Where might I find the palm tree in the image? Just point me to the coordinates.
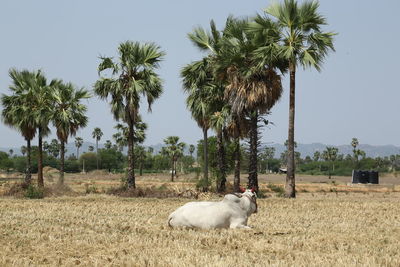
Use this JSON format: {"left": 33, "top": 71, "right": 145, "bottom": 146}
{"left": 31, "top": 72, "right": 55, "bottom": 188}
{"left": 92, "top": 127, "right": 103, "bottom": 169}
{"left": 135, "top": 145, "right": 146, "bottom": 176}
{"left": 113, "top": 118, "right": 147, "bottom": 153}
{"left": 75, "top": 137, "right": 83, "bottom": 159}
{"left": 4, "top": 69, "right": 54, "bottom": 187}
{"left": 351, "top": 137, "right": 359, "bottom": 167}
{"left": 322, "top": 146, "right": 338, "bottom": 179}
{"left": 94, "top": 41, "right": 164, "bottom": 188}
{"left": 104, "top": 140, "right": 112, "bottom": 150}
{"left": 262, "top": 146, "right": 276, "bottom": 173}
{"left": 163, "top": 136, "right": 186, "bottom": 181}
{"left": 47, "top": 139, "right": 60, "bottom": 158}
{"left": 88, "top": 145, "right": 94, "bottom": 152}
{"left": 215, "top": 17, "right": 284, "bottom": 192}
{"left": 181, "top": 59, "right": 215, "bottom": 191}
{"left": 225, "top": 116, "right": 250, "bottom": 192}
{"left": 210, "top": 108, "right": 230, "bottom": 192}
{"left": 1, "top": 69, "right": 44, "bottom": 185}
{"left": 258, "top": 0, "right": 335, "bottom": 197}
{"left": 189, "top": 145, "right": 195, "bottom": 159}
{"left": 52, "top": 81, "right": 89, "bottom": 184}
{"left": 20, "top": 146, "right": 27, "bottom": 156}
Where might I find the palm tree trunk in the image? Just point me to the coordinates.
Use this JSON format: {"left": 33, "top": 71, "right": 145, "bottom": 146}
{"left": 248, "top": 112, "right": 259, "bottom": 192}
{"left": 96, "top": 139, "right": 99, "bottom": 169}
{"left": 233, "top": 138, "right": 241, "bottom": 193}
{"left": 216, "top": 130, "right": 226, "bottom": 193}
{"left": 202, "top": 127, "right": 209, "bottom": 192}
{"left": 38, "top": 127, "right": 44, "bottom": 188}
{"left": 139, "top": 156, "right": 143, "bottom": 176}
{"left": 59, "top": 141, "right": 65, "bottom": 185}
{"left": 127, "top": 118, "right": 135, "bottom": 189}
{"left": 25, "top": 139, "right": 32, "bottom": 184}
{"left": 285, "top": 62, "right": 296, "bottom": 198}
{"left": 171, "top": 156, "right": 174, "bottom": 182}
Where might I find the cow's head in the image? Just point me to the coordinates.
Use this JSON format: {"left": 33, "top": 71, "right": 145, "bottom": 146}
{"left": 242, "top": 188, "right": 258, "bottom": 214}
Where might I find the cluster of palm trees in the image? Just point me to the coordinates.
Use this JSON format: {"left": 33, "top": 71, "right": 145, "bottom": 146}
{"left": 1, "top": 69, "right": 89, "bottom": 187}
{"left": 181, "top": 0, "right": 334, "bottom": 196}
{"left": 1, "top": 0, "right": 334, "bottom": 198}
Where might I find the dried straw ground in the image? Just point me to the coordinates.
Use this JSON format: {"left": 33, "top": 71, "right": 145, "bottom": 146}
{"left": 1, "top": 191, "right": 400, "bottom": 266}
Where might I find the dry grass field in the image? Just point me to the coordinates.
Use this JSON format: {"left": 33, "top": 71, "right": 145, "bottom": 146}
{"left": 1, "top": 172, "right": 400, "bottom": 266}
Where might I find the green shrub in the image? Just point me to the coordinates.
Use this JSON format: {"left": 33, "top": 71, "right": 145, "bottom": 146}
{"left": 196, "top": 178, "right": 211, "bottom": 191}
{"left": 267, "top": 183, "right": 285, "bottom": 197}
{"left": 85, "top": 184, "right": 98, "bottom": 194}
{"left": 24, "top": 185, "right": 44, "bottom": 199}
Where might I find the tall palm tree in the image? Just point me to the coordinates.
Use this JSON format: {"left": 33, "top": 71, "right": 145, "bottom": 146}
{"left": 215, "top": 17, "right": 284, "bottom": 192}
{"left": 257, "top": 0, "right": 335, "bottom": 197}
{"left": 183, "top": 21, "right": 228, "bottom": 192}
{"left": 163, "top": 136, "right": 186, "bottom": 181}
{"left": 181, "top": 59, "right": 216, "bottom": 191}
{"left": 1, "top": 69, "right": 39, "bottom": 184}
{"left": 52, "top": 81, "right": 89, "bottom": 184}
{"left": 94, "top": 41, "right": 164, "bottom": 188}
{"left": 210, "top": 108, "right": 230, "bottom": 192}
{"left": 32, "top": 71, "right": 54, "bottom": 188}
{"left": 92, "top": 127, "right": 103, "bottom": 169}
{"left": 75, "top": 137, "right": 83, "bottom": 159}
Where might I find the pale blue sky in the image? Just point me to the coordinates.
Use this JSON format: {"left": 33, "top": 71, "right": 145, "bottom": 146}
{"left": 0, "top": 0, "right": 399, "bottom": 148}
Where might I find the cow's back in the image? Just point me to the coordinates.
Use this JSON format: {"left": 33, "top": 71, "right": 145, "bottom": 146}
{"left": 168, "top": 201, "right": 231, "bottom": 229}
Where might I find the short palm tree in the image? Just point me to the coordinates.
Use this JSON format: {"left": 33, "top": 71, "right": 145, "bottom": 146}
{"left": 21, "top": 146, "right": 27, "bottom": 156}
{"left": 1, "top": 69, "right": 37, "bottom": 184}
{"left": 113, "top": 118, "right": 147, "bottom": 152}
{"left": 135, "top": 145, "right": 146, "bottom": 176}
{"left": 52, "top": 81, "right": 89, "bottom": 184}
{"left": 322, "top": 146, "right": 338, "bottom": 179}
{"left": 75, "top": 137, "right": 83, "bottom": 159}
{"left": 104, "top": 140, "right": 112, "bottom": 150}
{"left": 163, "top": 136, "right": 186, "bottom": 181}
{"left": 256, "top": 0, "right": 335, "bottom": 197}
{"left": 189, "top": 145, "right": 195, "bottom": 159}
{"left": 94, "top": 41, "right": 164, "bottom": 188}
{"left": 92, "top": 127, "right": 103, "bottom": 169}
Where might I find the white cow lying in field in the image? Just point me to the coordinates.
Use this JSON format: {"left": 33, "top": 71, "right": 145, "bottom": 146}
{"left": 167, "top": 189, "right": 257, "bottom": 229}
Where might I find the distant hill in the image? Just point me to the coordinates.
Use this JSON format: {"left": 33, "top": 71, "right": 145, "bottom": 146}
{"left": 264, "top": 143, "right": 400, "bottom": 158}
{"left": 1, "top": 142, "right": 399, "bottom": 158}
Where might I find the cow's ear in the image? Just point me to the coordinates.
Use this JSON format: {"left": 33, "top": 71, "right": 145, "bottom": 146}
{"left": 251, "top": 187, "right": 256, "bottom": 193}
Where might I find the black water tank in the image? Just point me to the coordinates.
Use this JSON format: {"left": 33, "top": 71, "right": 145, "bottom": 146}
{"left": 369, "top": 171, "right": 379, "bottom": 184}
{"left": 352, "top": 170, "right": 360, "bottom": 183}
{"left": 352, "top": 170, "right": 379, "bottom": 184}
{"left": 360, "top": 171, "right": 369, "bottom": 184}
